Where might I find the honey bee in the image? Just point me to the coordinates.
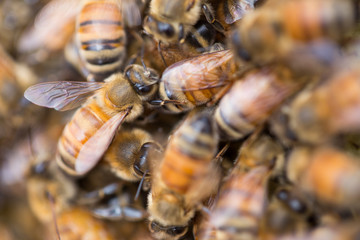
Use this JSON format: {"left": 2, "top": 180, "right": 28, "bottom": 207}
{"left": 148, "top": 110, "right": 220, "bottom": 240}
{"left": 230, "top": 0, "right": 355, "bottom": 65}
{"left": 143, "top": 0, "right": 223, "bottom": 45}
{"left": 261, "top": 186, "right": 317, "bottom": 239}
{"left": 46, "top": 207, "right": 116, "bottom": 240}
{"left": 272, "top": 59, "right": 360, "bottom": 144}
{"left": 216, "top": 0, "right": 258, "bottom": 30}
{"left": 286, "top": 146, "right": 360, "bottom": 208}
{"left": 199, "top": 165, "right": 270, "bottom": 240}
{"left": 214, "top": 65, "right": 303, "bottom": 141}
{"left": 24, "top": 64, "right": 159, "bottom": 176}
{"left": 154, "top": 49, "right": 239, "bottom": 113}
{"left": 19, "top": 0, "right": 143, "bottom": 80}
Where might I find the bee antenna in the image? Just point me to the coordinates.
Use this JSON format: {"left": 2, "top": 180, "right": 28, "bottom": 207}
{"left": 134, "top": 170, "right": 149, "bottom": 201}
{"left": 46, "top": 190, "right": 61, "bottom": 240}
{"left": 157, "top": 41, "right": 168, "bottom": 68}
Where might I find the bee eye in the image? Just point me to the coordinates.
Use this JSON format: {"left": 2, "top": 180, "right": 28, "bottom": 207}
{"left": 134, "top": 83, "right": 152, "bottom": 95}
{"left": 166, "top": 226, "right": 187, "bottom": 236}
{"left": 157, "top": 21, "right": 175, "bottom": 37}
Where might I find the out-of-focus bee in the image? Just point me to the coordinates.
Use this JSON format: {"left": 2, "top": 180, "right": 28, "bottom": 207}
{"left": 272, "top": 59, "right": 360, "bottom": 144}
{"left": 45, "top": 207, "right": 116, "bottom": 240}
{"left": 234, "top": 129, "right": 283, "bottom": 172}
{"left": 199, "top": 165, "right": 270, "bottom": 240}
{"left": 71, "top": 0, "right": 142, "bottom": 81}
{"left": 230, "top": 0, "right": 354, "bottom": 65}
{"left": 260, "top": 186, "right": 317, "bottom": 239}
{"left": 148, "top": 110, "right": 220, "bottom": 240}
{"left": 24, "top": 64, "right": 159, "bottom": 177}
{"left": 153, "top": 49, "right": 239, "bottom": 113}
{"left": 274, "top": 222, "right": 360, "bottom": 240}
{"left": 0, "top": 45, "right": 44, "bottom": 145}
{"left": 216, "top": 0, "right": 258, "bottom": 30}
{"left": 286, "top": 146, "right": 360, "bottom": 208}
{"left": 214, "top": 65, "right": 303, "bottom": 141}
{"left": 26, "top": 159, "right": 77, "bottom": 223}
{"left": 143, "top": 0, "right": 223, "bottom": 45}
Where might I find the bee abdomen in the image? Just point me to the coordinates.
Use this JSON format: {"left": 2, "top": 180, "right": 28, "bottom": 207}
{"left": 57, "top": 103, "right": 110, "bottom": 175}
{"left": 78, "top": 0, "right": 126, "bottom": 77}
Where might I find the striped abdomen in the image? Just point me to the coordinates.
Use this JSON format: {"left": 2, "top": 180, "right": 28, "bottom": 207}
{"left": 207, "top": 166, "right": 268, "bottom": 240}
{"left": 160, "top": 112, "right": 218, "bottom": 195}
{"left": 57, "top": 99, "right": 111, "bottom": 175}
{"left": 215, "top": 68, "right": 300, "bottom": 140}
{"left": 159, "top": 50, "right": 235, "bottom": 113}
{"left": 77, "top": 0, "right": 126, "bottom": 80}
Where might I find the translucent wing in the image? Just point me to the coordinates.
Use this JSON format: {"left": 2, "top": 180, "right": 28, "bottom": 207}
{"left": 24, "top": 81, "right": 103, "bottom": 111}
{"left": 224, "top": 0, "right": 256, "bottom": 24}
{"left": 75, "top": 110, "right": 130, "bottom": 175}
{"left": 161, "top": 50, "right": 235, "bottom": 92}
{"left": 18, "top": 0, "right": 80, "bottom": 53}
{"left": 121, "top": 0, "right": 142, "bottom": 27}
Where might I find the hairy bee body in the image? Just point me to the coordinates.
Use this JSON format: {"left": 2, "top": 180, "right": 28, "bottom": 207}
{"left": 57, "top": 74, "right": 143, "bottom": 176}
{"left": 76, "top": 0, "right": 126, "bottom": 80}
{"left": 214, "top": 66, "right": 301, "bottom": 141}
{"left": 159, "top": 49, "right": 236, "bottom": 113}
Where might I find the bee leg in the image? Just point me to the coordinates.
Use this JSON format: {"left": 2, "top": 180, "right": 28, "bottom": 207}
{"left": 150, "top": 99, "right": 186, "bottom": 106}
{"left": 91, "top": 201, "right": 147, "bottom": 221}
{"left": 77, "top": 183, "right": 122, "bottom": 205}
{"left": 214, "top": 143, "right": 230, "bottom": 163}
{"left": 201, "top": 3, "right": 225, "bottom": 33}
{"left": 206, "top": 83, "right": 233, "bottom": 107}
{"left": 46, "top": 191, "right": 61, "bottom": 240}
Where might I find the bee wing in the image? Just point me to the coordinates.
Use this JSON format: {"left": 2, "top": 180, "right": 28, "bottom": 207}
{"left": 18, "top": 0, "right": 80, "bottom": 53}
{"left": 121, "top": 0, "right": 142, "bottom": 27}
{"left": 24, "top": 81, "right": 103, "bottom": 111}
{"left": 224, "top": 0, "right": 256, "bottom": 24}
{"left": 162, "top": 50, "right": 235, "bottom": 92}
{"left": 75, "top": 110, "right": 129, "bottom": 175}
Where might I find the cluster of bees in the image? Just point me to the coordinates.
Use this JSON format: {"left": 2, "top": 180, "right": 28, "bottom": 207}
{"left": 1, "top": 0, "right": 360, "bottom": 239}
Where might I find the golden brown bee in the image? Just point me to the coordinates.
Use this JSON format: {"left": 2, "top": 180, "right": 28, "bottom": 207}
{"left": 216, "top": 0, "right": 257, "bottom": 30}
{"left": 199, "top": 165, "right": 270, "bottom": 240}
{"left": 214, "top": 65, "right": 303, "bottom": 141}
{"left": 286, "top": 146, "right": 360, "bottom": 208}
{"left": 230, "top": 0, "right": 355, "bottom": 64}
{"left": 148, "top": 110, "right": 220, "bottom": 240}
{"left": 24, "top": 64, "right": 159, "bottom": 177}
{"left": 154, "top": 49, "right": 238, "bottom": 113}
{"left": 143, "top": 0, "right": 223, "bottom": 45}
{"left": 272, "top": 60, "right": 360, "bottom": 144}
{"left": 19, "top": 0, "right": 143, "bottom": 80}
{"left": 46, "top": 207, "right": 116, "bottom": 240}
